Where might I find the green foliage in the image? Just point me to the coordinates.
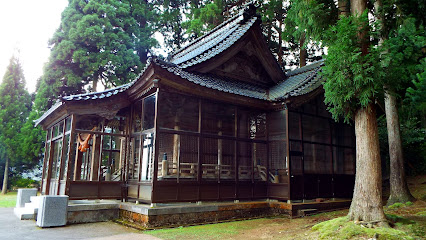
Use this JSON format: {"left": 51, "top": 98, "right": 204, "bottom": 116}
{"left": 322, "top": 12, "right": 382, "bottom": 122}
{"left": 0, "top": 56, "right": 31, "bottom": 177}
{"left": 9, "top": 177, "right": 39, "bottom": 189}
{"left": 405, "top": 58, "right": 426, "bottom": 125}
{"left": 284, "top": 0, "right": 337, "bottom": 43}
{"left": 157, "top": 0, "right": 188, "bottom": 51}
{"left": 312, "top": 216, "right": 415, "bottom": 240}
{"left": 380, "top": 18, "right": 426, "bottom": 93}
{"left": 185, "top": 1, "right": 223, "bottom": 38}
{"left": 45, "top": 0, "right": 157, "bottom": 94}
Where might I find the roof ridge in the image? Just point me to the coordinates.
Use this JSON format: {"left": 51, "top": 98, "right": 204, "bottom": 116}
{"left": 286, "top": 59, "right": 324, "bottom": 77}
{"left": 171, "top": 3, "right": 257, "bottom": 58}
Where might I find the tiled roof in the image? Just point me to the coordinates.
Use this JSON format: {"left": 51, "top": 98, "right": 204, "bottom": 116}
{"left": 34, "top": 101, "right": 63, "bottom": 127}
{"left": 154, "top": 58, "right": 268, "bottom": 100}
{"left": 62, "top": 83, "right": 132, "bottom": 101}
{"left": 269, "top": 60, "right": 324, "bottom": 101}
{"left": 170, "top": 4, "right": 258, "bottom": 68}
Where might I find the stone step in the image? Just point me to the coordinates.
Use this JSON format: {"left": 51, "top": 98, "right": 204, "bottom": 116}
{"left": 14, "top": 207, "right": 36, "bottom": 220}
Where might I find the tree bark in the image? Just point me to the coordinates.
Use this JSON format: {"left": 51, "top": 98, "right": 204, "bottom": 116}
{"left": 348, "top": 103, "right": 388, "bottom": 225}
{"left": 338, "top": 0, "right": 350, "bottom": 17}
{"left": 385, "top": 89, "right": 415, "bottom": 205}
{"left": 1, "top": 157, "right": 9, "bottom": 194}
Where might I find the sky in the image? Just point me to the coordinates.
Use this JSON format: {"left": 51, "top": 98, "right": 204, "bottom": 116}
{"left": 0, "top": 0, "right": 68, "bottom": 93}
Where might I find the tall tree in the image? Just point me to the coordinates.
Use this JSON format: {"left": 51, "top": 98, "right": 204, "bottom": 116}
{"left": 377, "top": 0, "right": 425, "bottom": 205}
{"left": 0, "top": 56, "right": 31, "bottom": 194}
{"left": 284, "top": 0, "right": 337, "bottom": 67}
{"left": 321, "top": 0, "right": 388, "bottom": 224}
{"left": 47, "top": 0, "right": 157, "bottom": 93}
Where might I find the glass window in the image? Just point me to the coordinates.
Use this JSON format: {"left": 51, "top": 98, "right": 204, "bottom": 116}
{"left": 304, "top": 143, "right": 332, "bottom": 174}
{"left": 141, "top": 133, "right": 154, "bottom": 180}
{"left": 238, "top": 142, "right": 252, "bottom": 180}
{"left": 333, "top": 147, "right": 355, "bottom": 174}
{"left": 288, "top": 112, "right": 301, "bottom": 140}
{"left": 143, "top": 95, "right": 156, "bottom": 130}
{"left": 220, "top": 139, "right": 235, "bottom": 180}
{"left": 303, "top": 115, "right": 330, "bottom": 144}
{"left": 133, "top": 101, "right": 142, "bottom": 133}
{"left": 202, "top": 102, "right": 235, "bottom": 136}
{"left": 60, "top": 135, "right": 70, "bottom": 180}
{"left": 159, "top": 92, "right": 199, "bottom": 132}
{"left": 268, "top": 110, "right": 286, "bottom": 141}
{"left": 249, "top": 112, "right": 266, "bottom": 140}
{"left": 65, "top": 117, "right": 72, "bottom": 132}
{"left": 201, "top": 138, "right": 219, "bottom": 180}
{"left": 179, "top": 135, "right": 199, "bottom": 179}
{"left": 130, "top": 136, "right": 141, "bottom": 180}
{"left": 269, "top": 141, "right": 287, "bottom": 183}
{"left": 254, "top": 143, "right": 267, "bottom": 181}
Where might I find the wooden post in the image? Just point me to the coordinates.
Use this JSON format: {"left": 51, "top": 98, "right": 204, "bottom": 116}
{"left": 56, "top": 119, "right": 67, "bottom": 195}
{"left": 45, "top": 128, "right": 55, "bottom": 195}
{"left": 65, "top": 115, "right": 76, "bottom": 196}
{"left": 173, "top": 116, "right": 180, "bottom": 175}
{"left": 299, "top": 114, "right": 305, "bottom": 200}
{"left": 90, "top": 135, "right": 101, "bottom": 181}
{"left": 197, "top": 99, "right": 202, "bottom": 200}
{"left": 217, "top": 120, "right": 222, "bottom": 183}
{"left": 152, "top": 89, "right": 160, "bottom": 202}
{"left": 234, "top": 107, "right": 238, "bottom": 199}
{"left": 286, "top": 107, "right": 291, "bottom": 200}
{"left": 40, "top": 128, "right": 50, "bottom": 195}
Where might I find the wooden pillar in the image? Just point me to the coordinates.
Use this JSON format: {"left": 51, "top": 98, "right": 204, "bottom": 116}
{"left": 65, "top": 115, "right": 76, "bottom": 196}
{"left": 90, "top": 135, "right": 101, "bottom": 181}
{"left": 172, "top": 116, "right": 180, "bottom": 174}
{"left": 299, "top": 114, "right": 305, "bottom": 200}
{"left": 45, "top": 129, "right": 55, "bottom": 195}
{"left": 56, "top": 119, "right": 67, "bottom": 195}
{"left": 197, "top": 99, "right": 202, "bottom": 200}
{"left": 40, "top": 129, "right": 51, "bottom": 195}
{"left": 152, "top": 89, "right": 160, "bottom": 202}
{"left": 286, "top": 107, "right": 291, "bottom": 200}
{"left": 73, "top": 146, "right": 83, "bottom": 181}
{"left": 217, "top": 120, "right": 222, "bottom": 182}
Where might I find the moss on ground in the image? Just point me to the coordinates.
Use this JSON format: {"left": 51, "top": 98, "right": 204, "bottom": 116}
{"left": 311, "top": 215, "right": 423, "bottom": 240}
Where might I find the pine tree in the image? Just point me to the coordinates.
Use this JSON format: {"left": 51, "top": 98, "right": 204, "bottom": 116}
{"left": 377, "top": 0, "right": 425, "bottom": 205}
{"left": 46, "top": 0, "right": 157, "bottom": 93}
{"left": 0, "top": 56, "right": 31, "bottom": 194}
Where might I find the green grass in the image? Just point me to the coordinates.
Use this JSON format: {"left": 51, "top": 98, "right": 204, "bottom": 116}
{"left": 0, "top": 191, "right": 17, "bottom": 208}
{"left": 145, "top": 218, "right": 276, "bottom": 240}
{"left": 312, "top": 216, "right": 417, "bottom": 240}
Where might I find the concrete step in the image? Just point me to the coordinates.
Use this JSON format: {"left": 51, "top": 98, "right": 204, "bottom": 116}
{"left": 14, "top": 207, "right": 36, "bottom": 220}
{"left": 298, "top": 208, "right": 318, "bottom": 217}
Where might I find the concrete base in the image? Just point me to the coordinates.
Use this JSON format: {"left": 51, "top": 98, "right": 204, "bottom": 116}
{"left": 14, "top": 196, "right": 41, "bottom": 220}
{"left": 16, "top": 188, "right": 38, "bottom": 208}
{"left": 36, "top": 196, "right": 69, "bottom": 228}
{"left": 67, "top": 200, "right": 120, "bottom": 224}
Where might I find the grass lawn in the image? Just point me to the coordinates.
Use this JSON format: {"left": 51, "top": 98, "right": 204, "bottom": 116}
{"left": 0, "top": 191, "right": 17, "bottom": 208}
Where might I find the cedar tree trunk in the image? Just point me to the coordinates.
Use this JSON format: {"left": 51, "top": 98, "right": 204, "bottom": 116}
{"left": 348, "top": 103, "right": 388, "bottom": 225}
{"left": 1, "top": 157, "right": 9, "bottom": 194}
{"left": 385, "top": 89, "right": 415, "bottom": 205}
